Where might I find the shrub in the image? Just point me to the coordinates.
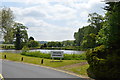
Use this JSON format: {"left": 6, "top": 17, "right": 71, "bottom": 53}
{"left": 27, "top": 40, "right": 39, "bottom": 48}
{"left": 86, "top": 45, "right": 120, "bottom": 80}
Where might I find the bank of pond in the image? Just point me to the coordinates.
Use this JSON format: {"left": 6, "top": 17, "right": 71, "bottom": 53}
{"left": 21, "top": 51, "right": 86, "bottom": 60}
{"left": 0, "top": 44, "right": 86, "bottom": 51}
{"left": 0, "top": 49, "right": 86, "bottom": 60}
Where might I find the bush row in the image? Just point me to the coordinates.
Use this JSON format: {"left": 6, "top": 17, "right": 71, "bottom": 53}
{"left": 0, "top": 44, "right": 15, "bottom": 49}
{"left": 21, "top": 51, "right": 86, "bottom": 60}
{"left": 41, "top": 46, "right": 86, "bottom": 51}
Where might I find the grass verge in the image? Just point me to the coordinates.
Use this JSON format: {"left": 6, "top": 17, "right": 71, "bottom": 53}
{"left": 0, "top": 52, "right": 88, "bottom": 76}
{"left": 61, "top": 64, "right": 89, "bottom": 76}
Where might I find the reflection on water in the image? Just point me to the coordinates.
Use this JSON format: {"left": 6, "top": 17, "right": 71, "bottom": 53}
{"left": 0, "top": 49, "right": 85, "bottom": 54}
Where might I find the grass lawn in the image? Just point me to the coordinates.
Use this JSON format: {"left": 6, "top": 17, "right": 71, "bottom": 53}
{"left": 0, "top": 52, "right": 89, "bottom": 76}
{"left": 61, "top": 64, "right": 89, "bottom": 76}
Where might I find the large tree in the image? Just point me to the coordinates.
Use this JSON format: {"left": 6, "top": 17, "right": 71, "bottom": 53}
{"left": 105, "top": 2, "right": 120, "bottom": 49}
{"left": 0, "top": 7, "right": 14, "bottom": 43}
{"left": 86, "top": 1, "right": 120, "bottom": 79}
{"left": 74, "top": 13, "right": 103, "bottom": 47}
{"left": 81, "top": 33, "right": 96, "bottom": 49}
{"left": 14, "top": 23, "right": 28, "bottom": 50}
{"left": 88, "top": 12, "right": 104, "bottom": 34}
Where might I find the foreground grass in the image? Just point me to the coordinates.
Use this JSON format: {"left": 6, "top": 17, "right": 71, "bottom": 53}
{"left": 61, "top": 64, "right": 89, "bottom": 76}
{"left": 0, "top": 52, "right": 88, "bottom": 76}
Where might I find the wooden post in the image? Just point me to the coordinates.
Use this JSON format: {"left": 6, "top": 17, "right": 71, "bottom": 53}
{"left": 4, "top": 55, "right": 6, "bottom": 59}
{"left": 21, "top": 57, "right": 23, "bottom": 61}
{"left": 41, "top": 59, "right": 44, "bottom": 64}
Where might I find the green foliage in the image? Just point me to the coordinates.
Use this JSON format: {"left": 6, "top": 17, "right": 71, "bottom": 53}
{"left": 0, "top": 44, "right": 14, "bottom": 49}
{"left": 21, "top": 51, "right": 86, "bottom": 60}
{"left": 81, "top": 33, "right": 96, "bottom": 49}
{"left": 27, "top": 40, "right": 39, "bottom": 48}
{"left": 40, "top": 46, "right": 84, "bottom": 51}
{"left": 74, "top": 13, "right": 104, "bottom": 48}
{"left": 64, "top": 53, "right": 86, "bottom": 60}
{"left": 41, "top": 40, "right": 75, "bottom": 49}
{"left": 96, "top": 23, "right": 108, "bottom": 45}
{"left": 29, "top": 36, "right": 34, "bottom": 41}
{"left": 0, "top": 7, "right": 14, "bottom": 44}
{"left": 46, "top": 41, "right": 62, "bottom": 47}
{"left": 88, "top": 12, "right": 104, "bottom": 33}
{"left": 21, "top": 51, "right": 51, "bottom": 59}
{"left": 62, "top": 40, "right": 75, "bottom": 46}
{"left": 14, "top": 23, "right": 28, "bottom": 50}
{"left": 86, "top": 2, "right": 120, "bottom": 79}
{"left": 86, "top": 45, "right": 120, "bottom": 79}
{"left": 105, "top": 2, "right": 120, "bottom": 49}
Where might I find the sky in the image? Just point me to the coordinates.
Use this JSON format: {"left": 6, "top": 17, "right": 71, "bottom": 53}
{"left": 1, "top": 0, "right": 106, "bottom": 41}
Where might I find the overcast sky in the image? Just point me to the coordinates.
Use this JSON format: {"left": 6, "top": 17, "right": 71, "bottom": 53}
{"left": 1, "top": 0, "right": 105, "bottom": 41}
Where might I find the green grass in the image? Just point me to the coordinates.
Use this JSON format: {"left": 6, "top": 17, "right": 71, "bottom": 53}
{"left": 0, "top": 52, "right": 88, "bottom": 76}
{"left": 0, "top": 52, "right": 86, "bottom": 67}
{"left": 67, "top": 64, "right": 89, "bottom": 76}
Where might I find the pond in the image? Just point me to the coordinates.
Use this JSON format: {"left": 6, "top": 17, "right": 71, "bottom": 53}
{"left": 0, "top": 49, "right": 85, "bottom": 54}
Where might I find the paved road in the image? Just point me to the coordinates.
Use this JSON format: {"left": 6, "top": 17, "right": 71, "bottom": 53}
{"left": 1, "top": 60, "right": 80, "bottom": 78}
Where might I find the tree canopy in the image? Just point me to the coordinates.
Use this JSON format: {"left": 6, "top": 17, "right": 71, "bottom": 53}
{"left": 74, "top": 13, "right": 104, "bottom": 48}
{"left": 0, "top": 7, "right": 14, "bottom": 43}
{"left": 86, "top": 2, "right": 120, "bottom": 79}
{"left": 14, "top": 23, "right": 28, "bottom": 50}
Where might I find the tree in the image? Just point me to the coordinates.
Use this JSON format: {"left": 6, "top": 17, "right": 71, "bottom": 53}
{"left": 14, "top": 23, "right": 28, "bottom": 50}
{"left": 0, "top": 7, "right": 14, "bottom": 43}
{"left": 86, "top": 2, "right": 120, "bottom": 79}
{"left": 74, "top": 13, "right": 103, "bottom": 47}
{"left": 88, "top": 12, "right": 104, "bottom": 34}
{"left": 28, "top": 40, "right": 39, "bottom": 48}
{"left": 81, "top": 33, "right": 96, "bottom": 49}
{"left": 0, "top": 9, "right": 2, "bottom": 39}
{"left": 105, "top": 2, "right": 120, "bottom": 49}
{"left": 29, "top": 36, "right": 34, "bottom": 41}
{"left": 74, "top": 28, "right": 84, "bottom": 46}
{"left": 62, "top": 40, "right": 74, "bottom": 46}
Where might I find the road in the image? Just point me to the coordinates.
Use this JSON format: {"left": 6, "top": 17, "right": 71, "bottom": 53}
{"left": 0, "top": 60, "right": 86, "bottom": 79}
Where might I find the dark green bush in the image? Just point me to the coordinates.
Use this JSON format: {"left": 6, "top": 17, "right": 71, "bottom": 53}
{"left": 86, "top": 45, "right": 120, "bottom": 80}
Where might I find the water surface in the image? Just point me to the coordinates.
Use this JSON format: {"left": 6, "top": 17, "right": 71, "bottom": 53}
{"left": 0, "top": 49, "right": 85, "bottom": 54}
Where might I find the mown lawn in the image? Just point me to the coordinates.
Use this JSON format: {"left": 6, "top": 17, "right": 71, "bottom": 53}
{"left": 0, "top": 52, "right": 89, "bottom": 76}
{"left": 61, "top": 64, "right": 89, "bottom": 76}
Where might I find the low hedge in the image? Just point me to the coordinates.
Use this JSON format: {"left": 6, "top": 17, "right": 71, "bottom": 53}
{"left": 21, "top": 51, "right": 86, "bottom": 60}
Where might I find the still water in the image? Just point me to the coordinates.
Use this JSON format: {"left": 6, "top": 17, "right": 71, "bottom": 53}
{"left": 0, "top": 49, "right": 84, "bottom": 54}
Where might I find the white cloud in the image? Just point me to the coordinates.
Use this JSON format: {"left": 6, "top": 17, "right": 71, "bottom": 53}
{"left": 27, "top": 22, "right": 75, "bottom": 41}
{"left": 3, "top": 0, "right": 105, "bottom": 41}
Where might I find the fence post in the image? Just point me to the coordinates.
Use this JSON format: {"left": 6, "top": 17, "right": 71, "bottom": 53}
{"left": 41, "top": 59, "right": 44, "bottom": 64}
{"left": 21, "top": 57, "right": 23, "bottom": 61}
{"left": 4, "top": 55, "right": 6, "bottom": 59}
